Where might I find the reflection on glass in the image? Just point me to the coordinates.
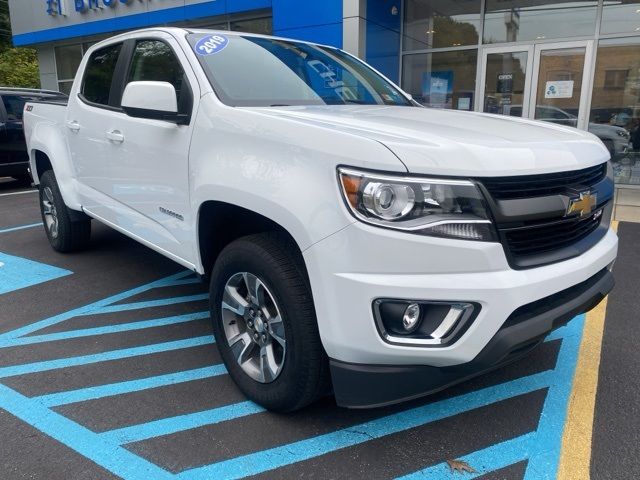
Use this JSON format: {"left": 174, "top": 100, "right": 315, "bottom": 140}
{"left": 57, "top": 80, "right": 74, "bottom": 95}
{"left": 534, "top": 48, "right": 585, "bottom": 126}
{"left": 128, "top": 41, "right": 186, "bottom": 95}
{"left": 403, "top": 0, "right": 481, "bottom": 50}
{"left": 483, "top": 52, "right": 528, "bottom": 116}
{"left": 231, "top": 17, "right": 273, "bottom": 35}
{"left": 590, "top": 40, "right": 640, "bottom": 185}
{"left": 402, "top": 50, "right": 478, "bottom": 109}
{"left": 483, "top": 0, "right": 598, "bottom": 44}
{"left": 601, "top": 1, "right": 640, "bottom": 35}
{"left": 54, "top": 44, "right": 83, "bottom": 80}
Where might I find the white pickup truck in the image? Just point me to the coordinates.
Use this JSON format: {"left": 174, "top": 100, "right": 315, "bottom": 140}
{"left": 24, "top": 27, "right": 617, "bottom": 411}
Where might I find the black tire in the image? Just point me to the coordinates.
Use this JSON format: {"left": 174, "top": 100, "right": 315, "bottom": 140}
{"left": 39, "top": 170, "right": 91, "bottom": 253}
{"left": 209, "top": 232, "right": 329, "bottom": 412}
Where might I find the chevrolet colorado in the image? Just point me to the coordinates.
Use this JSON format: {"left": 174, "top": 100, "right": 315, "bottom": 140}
{"left": 24, "top": 28, "right": 617, "bottom": 411}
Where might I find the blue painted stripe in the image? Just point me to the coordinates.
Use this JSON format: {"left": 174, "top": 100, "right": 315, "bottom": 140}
{"left": 176, "top": 370, "right": 554, "bottom": 480}
{"left": 0, "top": 384, "right": 174, "bottom": 480}
{"left": 0, "top": 336, "right": 213, "bottom": 378}
{"left": 0, "top": 270, "right": 192, "bottom": 342}
{"left": 8, "top": 311, "right": 209, "bottom": 347}
{"left": 97, "top": 293, "right": 209, "bottom": 314}
{"left": 523, "top": 316, "right": 583, "bottom": 479}
{"left": 545, "top": 325, "right": 573, "bottom": 342}
{"left": 0, "top": 222, "right": 42, "bottom": 234}
{"left": 36, "top": 365, "right": 226, "bottom": 407}
{"left": 0, "top": 252, "right": 72, "bottom": 296}
{"left": 101, "top": 401, "right": 264, "bottom": 445}
{"left": 163, "top": 277, "right": 202, "bottom": 288}
{"left": 396, "top": 433, "right": 536, "bottom": 479}
{"left": 13, "top": 0, "right": 272, "bottom": 46}
{"left": 396, "top": 315, "right": 585, "bottom": 479}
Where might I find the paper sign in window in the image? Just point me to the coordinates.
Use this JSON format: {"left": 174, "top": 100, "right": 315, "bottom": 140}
{"left": 545, "top": 81, "right": 574, "bottom": 99}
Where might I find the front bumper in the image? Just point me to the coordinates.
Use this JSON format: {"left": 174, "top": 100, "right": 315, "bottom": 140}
{"left": 330, "top": 267, "right": 613, "bottom": 408}
{"left": 303, "top": 220, "right": 618, "bottom": 406}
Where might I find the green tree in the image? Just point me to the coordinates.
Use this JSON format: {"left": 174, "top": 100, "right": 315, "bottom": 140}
{"left": 0, "top": 0, "right": 41, "bottom": 88}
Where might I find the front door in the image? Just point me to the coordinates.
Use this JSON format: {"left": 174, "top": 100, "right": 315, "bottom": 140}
{"left": 479, "top": 41, "right": 594, "bottom": 129}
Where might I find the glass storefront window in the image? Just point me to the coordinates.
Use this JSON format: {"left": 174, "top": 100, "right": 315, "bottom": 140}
{"left": 483, "top": 0, "right": 598, "bottom": 44}
{"left": 601, "top": 1, "right": 640, "bottom": 36}
{"left": 402, "top": 50, "right": 478, "bottom": 110}
{"left": 403, "top": 0, "right": 481, "bottom": 51}
{"left": 55, "top": 44, "right": 83, "bottom": 93}
{"left": 57, "top": 81, "right": 74, "bottom": 95}
{"left": 231, "top": 17, "right": 272, "bottom": 35}
{"left": 590, "top": 39, "right": 640, "bottom": 185}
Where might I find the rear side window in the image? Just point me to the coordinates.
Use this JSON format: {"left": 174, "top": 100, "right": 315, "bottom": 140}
{"left": 82, "top": 43, "right": 123, "bottom": 106}
{"left": 127, "top": 40, "right": 191, "bottom": 114}
{"left": 2, "top": 96, "right": 27, "bottom": 121}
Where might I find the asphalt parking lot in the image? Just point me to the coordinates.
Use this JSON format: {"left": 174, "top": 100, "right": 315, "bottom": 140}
{"left": 1, "top": 176, "right": 639, "bottom": 480}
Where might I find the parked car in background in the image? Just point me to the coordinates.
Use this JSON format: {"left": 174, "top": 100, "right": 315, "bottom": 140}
{"left": 1, "top": 88, "right": 68, "bottom": 181}
{"left": 507, "top": 105, "right": 631, "bottom": 156}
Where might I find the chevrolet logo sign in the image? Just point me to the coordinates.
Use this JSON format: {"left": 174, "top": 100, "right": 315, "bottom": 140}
{"left": 567, "top": 191, "right": 597, "bottom": 217}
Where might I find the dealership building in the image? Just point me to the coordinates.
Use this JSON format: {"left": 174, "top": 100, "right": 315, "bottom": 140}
{"left": 7, "top": 0, "right": 640, "bottom": 185}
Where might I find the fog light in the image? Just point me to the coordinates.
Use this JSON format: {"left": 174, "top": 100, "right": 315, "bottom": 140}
{"left": 402, "top": 303, "right": 421, "bottom": 332}
{"left": 374, "top": 299, "right": 478, "bottom": 346}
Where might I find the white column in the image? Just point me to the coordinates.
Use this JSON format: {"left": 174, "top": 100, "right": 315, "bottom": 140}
{"left": 343, "top": 0, "right": 366, "bottom": 59}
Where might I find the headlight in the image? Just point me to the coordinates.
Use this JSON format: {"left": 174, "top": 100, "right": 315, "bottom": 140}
{"left": 338, "top": 167, "right": 497, "bottom": 241}
{"left": 616, "top": 130, "right": 629, "bottom": 138}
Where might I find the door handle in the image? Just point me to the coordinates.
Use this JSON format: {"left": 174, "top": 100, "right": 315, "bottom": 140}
{"left": 106, "top": 130, "right": 124, "bottom": 143}
{"left": 66, "top": 121, "right": 81, "bottom": 132}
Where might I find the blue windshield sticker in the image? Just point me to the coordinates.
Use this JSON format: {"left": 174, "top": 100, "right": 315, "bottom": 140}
{"left": 195, "top": 35, "right": 229, "bottom": 56}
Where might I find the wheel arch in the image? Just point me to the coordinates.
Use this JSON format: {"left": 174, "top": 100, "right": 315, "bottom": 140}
{"left": 28, "top": 122, "right": 83, "bottom": 210}
{"left": 196, "top": 201, "right": 308, "bottom": 280}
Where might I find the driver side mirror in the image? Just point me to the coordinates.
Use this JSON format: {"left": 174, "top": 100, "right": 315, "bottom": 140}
{"left": 121, "top": 81, "right": 189, "bottom": 124}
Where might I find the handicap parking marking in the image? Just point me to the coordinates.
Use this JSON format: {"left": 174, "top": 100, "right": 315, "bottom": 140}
{"left": 0, "top": 267, "right": 603, "bottom": 479}
{"left": 0, "top": 251, "right": 71, "bottom": 296}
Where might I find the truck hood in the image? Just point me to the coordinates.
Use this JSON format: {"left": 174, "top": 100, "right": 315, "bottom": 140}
{"left": 248, "top": 105, "right": 609, "bottom": 177}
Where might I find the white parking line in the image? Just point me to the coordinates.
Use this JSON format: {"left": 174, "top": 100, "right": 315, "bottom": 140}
{"left": 0, "top": 189, "right": 38, "bottom": 197}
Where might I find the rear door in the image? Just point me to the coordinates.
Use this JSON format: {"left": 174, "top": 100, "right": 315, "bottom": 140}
{"left": 66, "top": 40, "right": 126, "bottom": 216}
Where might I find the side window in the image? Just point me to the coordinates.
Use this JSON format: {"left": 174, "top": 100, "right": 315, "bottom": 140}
{"left": 82, "top": 43, "right": 123, "bottom": 106}
{"left": 2, "top": 96, "right": 27, "bottom": 121}
{"left": 127, "top": 40, "right": 191, "bottom": 114}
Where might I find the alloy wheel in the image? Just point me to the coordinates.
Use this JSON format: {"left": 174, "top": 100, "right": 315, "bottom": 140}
{"left": 221, "top": 272, "right": 287, "bottom": 383}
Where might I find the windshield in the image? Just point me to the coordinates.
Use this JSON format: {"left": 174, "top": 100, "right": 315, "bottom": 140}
{"left": 187, "top": 33, "right": 412, "bottom": 107}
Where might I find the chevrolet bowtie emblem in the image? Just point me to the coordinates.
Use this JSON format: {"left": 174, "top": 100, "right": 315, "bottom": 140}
{"left": 567, "top": 191, "right": 597, "bottom": 217}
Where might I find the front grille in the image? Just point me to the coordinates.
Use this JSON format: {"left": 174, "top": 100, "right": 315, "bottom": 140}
{"left": 503, "top": 210, "right": 603, "bottom": 257}
{"left": 481, "top": 163, "right": 607, "bottom": 200}
{"left": 477, "top": 162, "right": 612, "bottom": 269}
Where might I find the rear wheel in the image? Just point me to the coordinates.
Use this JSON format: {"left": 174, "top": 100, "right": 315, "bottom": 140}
{"left": 209, "top": 233, "right": 329, "bottom": 412}
{"left": 39, "top": 170, "right": 91, "bottom": 252}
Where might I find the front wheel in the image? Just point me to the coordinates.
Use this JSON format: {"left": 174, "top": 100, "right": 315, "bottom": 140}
{"left": 39, "top": 170, "right": 91, "bottom": 252}
{"left": 209, "top": 233, "right": 329, "bottom": 412}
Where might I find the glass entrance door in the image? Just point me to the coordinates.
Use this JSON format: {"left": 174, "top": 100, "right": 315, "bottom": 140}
{"left": 480, "top": 46, "right": 534, "bottom": 117}
{"left": 530, "top": 42, "right": 593, "bottom": 130}
{"left": 479, "top": 41, "right": 594, "bottom": 129}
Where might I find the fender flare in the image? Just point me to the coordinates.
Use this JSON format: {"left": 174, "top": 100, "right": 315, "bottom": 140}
{"left": 29, "top": 121, "right": 82, "bottom": 210}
